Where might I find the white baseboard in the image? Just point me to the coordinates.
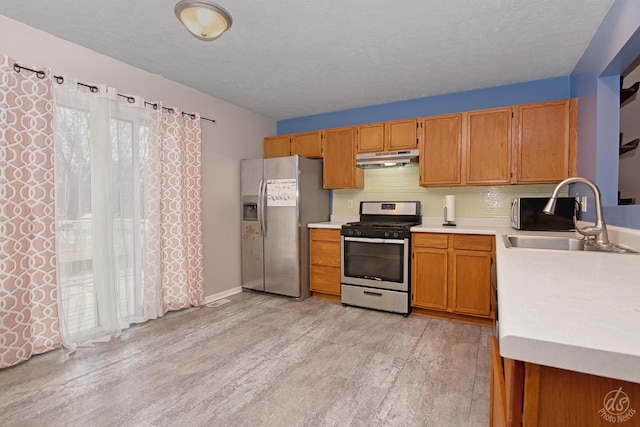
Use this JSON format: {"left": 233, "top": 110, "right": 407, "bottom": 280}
{"left": 202, "top": 287, "right": 243, "bottom": 305}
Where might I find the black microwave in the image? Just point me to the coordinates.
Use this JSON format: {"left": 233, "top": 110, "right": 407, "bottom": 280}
{"left": 511, "top": 197, "right": 579, "bottom": 231}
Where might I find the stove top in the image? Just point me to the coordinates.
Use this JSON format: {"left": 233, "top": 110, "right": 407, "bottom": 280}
{"left": 342, "top": 201, "right": 421, "bottom": 238}
{"left": 346, "top": 220, "right": 421, "bottom": 228}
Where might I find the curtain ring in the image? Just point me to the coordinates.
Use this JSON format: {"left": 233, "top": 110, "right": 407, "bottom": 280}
{"left": 54, "top": 75, "right": 64, "bottom": 84}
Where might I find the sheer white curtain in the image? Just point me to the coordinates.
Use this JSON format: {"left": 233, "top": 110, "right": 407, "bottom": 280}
{"left": 54, "top": 82, "right": 160, "bottom": 345}
{"left": 53, "top": 80, "right": 204, "bottom": 348}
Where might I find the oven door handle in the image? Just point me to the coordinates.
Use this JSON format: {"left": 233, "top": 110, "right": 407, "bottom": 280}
{"left": 344, "top": 237, "right": 405, "bottom": 244}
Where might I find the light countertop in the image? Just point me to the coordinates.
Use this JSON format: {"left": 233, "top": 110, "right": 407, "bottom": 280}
{"left": 495, "top": 229, "right": 640, "bottom": 383}
{"left": 308, "top": 217, "right": 640, "bottom": 383}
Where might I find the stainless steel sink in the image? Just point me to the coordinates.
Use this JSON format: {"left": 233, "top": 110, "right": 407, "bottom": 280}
{"left": 503, "top": 235, "right": 585, "bottom": 251}
{"left": 502, "top": 234, "right": 638, "bottom": 254}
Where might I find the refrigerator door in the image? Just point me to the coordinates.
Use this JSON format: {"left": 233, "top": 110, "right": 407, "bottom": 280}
{"left": 263, "top": 156, "right": 300, "bottom": 297}
{"left": 240, "top": 159, "right": 264, "bottom": 291}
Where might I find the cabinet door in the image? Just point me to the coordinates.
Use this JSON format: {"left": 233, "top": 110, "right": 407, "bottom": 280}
{"left": 386, "top": 119, "right": 418, "bottom": 151}
{"left": 514, "top": 99, "right": 576, "bottom": 183}
{"left": 466, "top": 107, "right": 513, "bottom": 184}
{"left": 323, "top": 127, "right": 364, "bottom": 189}
{"left": 291, "top": 131, "right": 322, "bottom": 158}
{"left": 420, "top": 114, "right": 462, "bottom": 186}
{"left": 412, "top": 247, "right": 448, "bottom": 310}
{"left": 356, "top": 123, "right": 385, "bottom": 153}
{"left": 264, "top": 135, "right": 291, "bottom": 158}
{"left": 490, "top": 336, "right": 508, "bottom": 427}
{"left": 450, "top": 250, "right": 492, "bottom": 316}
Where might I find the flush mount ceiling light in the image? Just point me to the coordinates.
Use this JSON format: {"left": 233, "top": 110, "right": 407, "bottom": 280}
{"left": 174, "top": 0, "right": 232, "bottom": 41}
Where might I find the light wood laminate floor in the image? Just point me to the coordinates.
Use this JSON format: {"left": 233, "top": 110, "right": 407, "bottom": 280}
{"left": 0, "top": 292, "right": 491, "bottom": 426}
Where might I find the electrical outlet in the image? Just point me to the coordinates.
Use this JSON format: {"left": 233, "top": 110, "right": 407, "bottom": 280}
{"left": 581, "top": 196, "right": 587, "bottom": 212}
{"left": 348, "top": 199, "right": 354, "bottom": 209}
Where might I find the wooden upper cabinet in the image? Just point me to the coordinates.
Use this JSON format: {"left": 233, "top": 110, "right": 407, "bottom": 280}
{"left": 264, "top": 135, "right": 291, "bottom": 158}
{"left": 322, "top": 127, "right": 364, "bottom": 189}
{"left": 420, "top": 114, "right": 462, "bottom": 186}
{"left": 357, "top": 119, "right": 418, "bottom": 153}
{"left": 291, "top": 131, "right": 323, "bottom": 158}
{"left": 466, "top": 107, "right": 513, "bottom": 185}
{"left": 514, "top": 99, "right": 577, "bottom": 183}
{"left": 386, "top": 119, "right": 419, "bottom": 151}
{"left": 357, "top": 123, "right": 385, "bottom": 153}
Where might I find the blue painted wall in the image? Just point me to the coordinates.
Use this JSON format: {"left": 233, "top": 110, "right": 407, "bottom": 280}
{"left": 570, "top": 0, "right": 640, "bottom": 229}
{"left": 278, "top": 77, "right": 570, "bottom": 134}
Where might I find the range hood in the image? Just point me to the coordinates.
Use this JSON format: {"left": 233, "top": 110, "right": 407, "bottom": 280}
{"left": 356, "top": 149, "right": 419, "bottom": 168}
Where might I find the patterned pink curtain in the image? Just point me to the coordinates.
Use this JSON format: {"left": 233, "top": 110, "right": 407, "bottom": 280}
{"left": 0, "top": 56, "right": 61, "bottom": 368}
{"left": 150, "top": 108, "right": 204, "bottom": 313}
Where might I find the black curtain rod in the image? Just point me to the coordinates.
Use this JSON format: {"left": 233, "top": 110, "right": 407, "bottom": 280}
{"left": 12, "top": 62, "right": 216, "bottom": 123}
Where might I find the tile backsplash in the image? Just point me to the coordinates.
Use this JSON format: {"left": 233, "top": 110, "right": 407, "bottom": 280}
{"left": 332, "top": 167, "right": 566, "bottom": 218}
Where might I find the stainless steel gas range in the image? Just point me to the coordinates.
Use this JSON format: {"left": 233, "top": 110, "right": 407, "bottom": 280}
{"left": 340, "top": 201, "right": 421, "bottom": 315}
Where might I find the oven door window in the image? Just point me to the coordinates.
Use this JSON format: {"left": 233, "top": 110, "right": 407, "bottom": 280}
{"left": 343, "top": 239, "right": 405, "bottom": 283}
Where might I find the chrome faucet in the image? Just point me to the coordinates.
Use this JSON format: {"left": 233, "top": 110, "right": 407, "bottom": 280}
{"left": 543, "top": 177, "right": 611, "bottom": 249}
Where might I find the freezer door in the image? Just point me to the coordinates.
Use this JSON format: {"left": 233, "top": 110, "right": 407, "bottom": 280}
{"left": 263, "top": 156, "right": 300, "bottom": 297}
{"left": 240, "top": 159, "right": 264, "bottom": 291}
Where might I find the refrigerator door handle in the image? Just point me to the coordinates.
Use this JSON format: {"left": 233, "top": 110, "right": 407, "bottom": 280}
{"left": 258, "top": 179, "right": 267, "bottom": 236}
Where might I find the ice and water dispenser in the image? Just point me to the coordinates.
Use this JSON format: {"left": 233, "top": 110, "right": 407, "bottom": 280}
{"left": 242, "top": 196, "right": 258, "bottom": 221}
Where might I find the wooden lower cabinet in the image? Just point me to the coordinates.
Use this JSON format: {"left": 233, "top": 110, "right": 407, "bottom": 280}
{"left": 411, "top": 233, "right": 493, "bottom": 324}
{"left": 491, "top": 336, "right": 640, "bottom": 427}
{"left": 309, "top": 228, "right": 341, "bottom": 301}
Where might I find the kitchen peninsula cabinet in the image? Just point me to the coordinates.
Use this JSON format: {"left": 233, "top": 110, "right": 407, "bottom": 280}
{"left": 411, "top": 233, "right": 493, "bottom": 325}
{"left": 513, "top": 99, "right": 577, "bottom": 183}
{"left": 356, "top": 119, "right": 418, "bottom": 153}
{"left": 490, "top": 336, "right": 640, "bottom": 427}
{"left": 309, "top": 228, "right": 341, "bottom": 301}
{"left": 322, "top": 126, "right": 364, "bottom": 189}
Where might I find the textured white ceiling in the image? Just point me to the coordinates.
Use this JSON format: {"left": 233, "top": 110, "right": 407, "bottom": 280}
{"left": 0, "top": 0, "right": 614, "bottom": 120}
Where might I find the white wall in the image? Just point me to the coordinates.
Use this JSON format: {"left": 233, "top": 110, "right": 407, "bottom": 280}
{"left": 619, "top": 64, "right": 640, "bottom": 203}
{"left": 0, "top": 16, "right": 276, "bottom": 298}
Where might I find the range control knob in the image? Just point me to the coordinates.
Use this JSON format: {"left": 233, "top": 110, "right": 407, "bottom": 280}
{"left": 393, "top": 231, "right": 399, "bottom": 238}
{"left": 384, "top": 231, "right": 390, "bottom": 238}
{"left": 356, "top": 230, "right": 362, "bottom": 236}
{"left": 348, "top": 229, "right": 354, "bottom": 236}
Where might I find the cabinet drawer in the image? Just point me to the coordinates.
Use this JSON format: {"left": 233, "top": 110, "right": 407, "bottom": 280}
{"left": 413, "top": 233, "right": 448, "bottom": 249}
{"left": 452, "top": 234, "right": 493, "bottom": 252}
{"left": 310, "top": 228, "right": 340, "bottom": 242}
{"left": 310, "top": 241, "right": 340, "bottom": 267}
{"left": 310, "top": 265, "right": 340, "bottom": 295}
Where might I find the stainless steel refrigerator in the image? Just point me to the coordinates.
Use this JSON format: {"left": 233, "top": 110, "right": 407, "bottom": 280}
{"left": 241, "top": 155, "right": 329, "bottom": 299}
